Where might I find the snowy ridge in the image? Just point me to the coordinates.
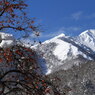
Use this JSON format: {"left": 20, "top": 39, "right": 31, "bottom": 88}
{"left": 76, "top": 29, "right": 95, "bottom": 51}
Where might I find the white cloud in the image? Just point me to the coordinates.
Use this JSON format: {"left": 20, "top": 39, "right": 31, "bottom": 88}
{"left": 71, "top": 11, "right": 95, "bottom": 20}
{"left": 61, "top": 27, "right": 81, "bottom": 32}
{"left": 39, "top": 26, "right": 81, "bottom": 39}
{"left": 85, "top": 13, "right": 95, "bottom": 19}
{"left": 71, "top": 11, "right": 83, "bottom": 20}
{"left": 39, "top": 30, "right": 65, "bottom": 38}
{"left": 58, "top": 27, "right": 81, "bottom": 36}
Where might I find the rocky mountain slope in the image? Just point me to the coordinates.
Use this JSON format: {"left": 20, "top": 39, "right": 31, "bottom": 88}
{"left": 48, "top": 61, "right": 95, "bottom": 95}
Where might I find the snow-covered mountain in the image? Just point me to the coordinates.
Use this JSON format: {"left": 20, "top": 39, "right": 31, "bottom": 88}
{"left": 34, "top": 29, "right": 95, "bottom": 74}
{"left": 0, "top": 30, "right": 95, "bottom": 75}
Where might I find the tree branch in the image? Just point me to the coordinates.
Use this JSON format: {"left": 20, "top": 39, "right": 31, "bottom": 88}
{"left": 0, "top": 5, "right": 9, "bottom": 17}
{"left": 0, "top": 26, "right": 25, "bottom": 31}
{"left": 0, "top": 70, "right": 25, "bottom": 80}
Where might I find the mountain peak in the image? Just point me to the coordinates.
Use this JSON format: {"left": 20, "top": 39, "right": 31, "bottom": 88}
{"left": 80, "top": 29, "right": 95, "bottom": 36}
{"left": 53, "top": 33, "right": 65, "bottom": 39}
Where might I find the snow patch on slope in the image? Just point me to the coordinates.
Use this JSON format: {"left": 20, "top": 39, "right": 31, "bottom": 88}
{"left": 53, "top": 38, "right": 92, "bottom": 61}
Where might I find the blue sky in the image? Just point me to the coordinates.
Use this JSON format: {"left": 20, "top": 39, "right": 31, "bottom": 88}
{"left": 27, "top": 0, "right": 95, "bottom": 41}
